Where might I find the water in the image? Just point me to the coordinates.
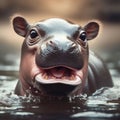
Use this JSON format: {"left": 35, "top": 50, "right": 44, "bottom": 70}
{"left": 0, "top": 52, "right": 120, "bottom": 120}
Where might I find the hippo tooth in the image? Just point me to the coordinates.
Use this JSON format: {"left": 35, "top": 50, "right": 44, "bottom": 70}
{"left": 70, "top": 75, "right": 75, "bottom": 80}
{"left": 44, "top": 75, "right": 48, "bottom": 80}
{"left": 42, "top": 73, "right": 48, "bottom": 80}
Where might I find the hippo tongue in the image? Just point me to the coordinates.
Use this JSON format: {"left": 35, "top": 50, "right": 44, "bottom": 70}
{"left": 50, "top": 67, "right": 67, "bottom": 78}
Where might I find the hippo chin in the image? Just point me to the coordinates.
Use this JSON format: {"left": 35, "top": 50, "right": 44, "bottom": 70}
{"left": 12, "top": 16, "right": 113, "bottom": 97}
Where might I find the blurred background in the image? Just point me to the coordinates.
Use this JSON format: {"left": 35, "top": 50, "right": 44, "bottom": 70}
{"left": 0, "top": 0, "right": 120, "bottom": 74}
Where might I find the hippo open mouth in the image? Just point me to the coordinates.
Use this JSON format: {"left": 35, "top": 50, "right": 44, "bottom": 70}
{"left": 34, "top": 65, "right": 83, "bottom": 96}
{"left": 35, "top": 66, "right": 82, "bottom": 85}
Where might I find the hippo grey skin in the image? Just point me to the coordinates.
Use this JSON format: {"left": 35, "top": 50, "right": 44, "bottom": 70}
{"left": 13, "top": 16, "right": 113, "bottom": 97}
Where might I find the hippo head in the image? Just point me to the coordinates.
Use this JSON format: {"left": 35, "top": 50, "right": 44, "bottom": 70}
{"left": 13, "top": 16, "right": 99, "bottom": 97}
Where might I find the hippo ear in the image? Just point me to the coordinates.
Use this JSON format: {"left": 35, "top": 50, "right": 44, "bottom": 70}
{"left": 13, "top": 16, "right": 29, "bottom": 37}
{"left": 84, "top": 22, "right": 99, "bottom": 40}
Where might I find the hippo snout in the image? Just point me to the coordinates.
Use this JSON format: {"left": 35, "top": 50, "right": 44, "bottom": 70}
{"left": 35, "top": 38, "right": 84, "bottom": 70}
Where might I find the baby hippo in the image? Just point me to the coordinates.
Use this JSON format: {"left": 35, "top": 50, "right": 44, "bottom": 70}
{"left": 13, "top": 16, "right": 113, "bottom": 97}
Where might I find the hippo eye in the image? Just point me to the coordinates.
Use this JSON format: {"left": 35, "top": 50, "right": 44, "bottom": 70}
{"left": 28, "top": 29, "right": 40, "bottom": 46}
{"left": 79, "top": 32, "right": 87, "bottom": 41}
{"left": 30, "top": 30, "right": 38, "bottom": 39}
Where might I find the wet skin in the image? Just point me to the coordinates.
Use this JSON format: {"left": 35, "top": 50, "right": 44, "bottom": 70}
{"left": 13, "top": 17, "right": 113, "bottom": 97}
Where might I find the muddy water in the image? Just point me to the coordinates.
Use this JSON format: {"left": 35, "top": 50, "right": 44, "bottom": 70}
{"left": 0, "top": 52, "right": 120, "bottom": 120}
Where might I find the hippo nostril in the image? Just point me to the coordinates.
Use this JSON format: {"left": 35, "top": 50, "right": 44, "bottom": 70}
{"left": 49, "top": 40, "right": 53, "bottom": 44}
{"left": 46, "top": 40, "right": 58, "bottom": 52}
{"left": 46, "top": 40, "right": 57, "bottom": 49}
{"left": 47, "top": 40, "right": 54, "bottom": 46}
